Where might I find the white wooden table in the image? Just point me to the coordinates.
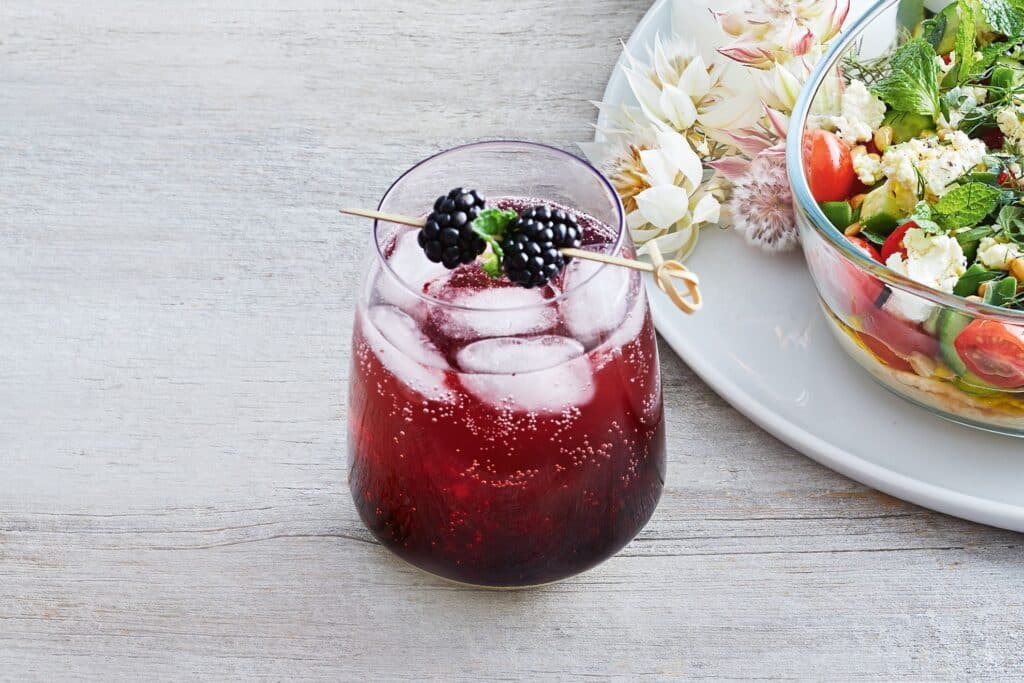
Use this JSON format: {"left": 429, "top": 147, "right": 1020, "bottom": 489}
{"left": 2, "top": 1, "right": 1023, "bottom": 679}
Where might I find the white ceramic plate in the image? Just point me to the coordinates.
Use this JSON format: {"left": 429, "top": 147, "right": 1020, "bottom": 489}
{"left": 600, "top": 0, "right": 1024, "bottom": 531}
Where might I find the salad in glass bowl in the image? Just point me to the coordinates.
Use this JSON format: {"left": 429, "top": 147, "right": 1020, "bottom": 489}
{"left": 789, "top": 0, "right": 1024, "bottom": 435}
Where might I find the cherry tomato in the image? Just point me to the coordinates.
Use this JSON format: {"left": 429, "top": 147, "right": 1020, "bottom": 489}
{"left": 880, "top": 221, "right": 916, "bottom": 263}
{"left": 998, "top": 169, "right": 1021, "bottom": 188}
{"left": 848, "top": 235, "right": 883, "bottom": 263}
{"left": 862, "top": 305, "right": 940, "bottom": 358}
{"left": 941, "top": 53, "right": 954, "bottom": 65}
{"left": 803, "top": 129, "right": 856, "bottom": 203}
{"left": 858, "top": 332, "right": 915, "bottom": 373}
{"left": 954, "top": 320, "right": 1024, "bottom": 389}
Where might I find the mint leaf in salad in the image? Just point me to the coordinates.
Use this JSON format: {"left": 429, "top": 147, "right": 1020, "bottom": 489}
{"left": 949, "top": 0, "right": 977, "bottom": 85}
{"left": 871, "top": 39, "right": 941, "bottom": 119}
{"left": 471, "top": 208, "right": 516, "bottom": 279}
{"left": 972, "top": 36, "right": 1024, "bottom": 76}
{"left": 978, "top": 0, "right": 1024, "bottom": 36}
{"left": 933, "top": 182, "right": 1001, "bottom": 228}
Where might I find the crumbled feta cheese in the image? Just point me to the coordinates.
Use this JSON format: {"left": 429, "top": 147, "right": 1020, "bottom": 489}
{"left": 977, "top": 237, "right": 1023, "bottom": 270}
{"left": 851, "top": 146, "right": 883, "bottom": 185}
{"left": 880, "top": 131, "right": 987, "bottom": 200}
{"left": 997, "top": 103, "right": 1024, "bottom": 147}
{"left": 884, "top": 229, "right": 966, "bottom": 322}
{"left": 829, "top": 80, "right": 887, "bottom": 143}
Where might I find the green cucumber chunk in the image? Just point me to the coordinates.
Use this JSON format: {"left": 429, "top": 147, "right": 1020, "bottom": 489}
{"left": 936, "top": 309, "right": 971, "bottom": 376}
{"left": 883, "top": 111, "right": 934, "bottom": 144}
{"left": 935, "top": 2, "right": 959, "bottom": 55}
{"left": 953, "top": 264, "right": 1000, "bottom": 297}
{"left": 820, "top": 201, "right": 854, "bottom": 229}
{"left": 859, "top": 183, "right": 904, "bottom": 239}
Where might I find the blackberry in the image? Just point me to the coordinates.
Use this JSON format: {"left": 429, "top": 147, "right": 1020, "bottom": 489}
{"left": 417, "top": 187, "right": 487, "bottom": 269}
{"left": 501, "top": 205, "right": 583, "bottom": 288}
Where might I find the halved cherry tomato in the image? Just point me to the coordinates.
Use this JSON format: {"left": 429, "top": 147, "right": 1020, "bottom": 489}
{"left": 954, "top": 320, "right": 1024, "bottom": 389}
{"left": 858, "top": 332, "right": 916, "bottom": 373}
{"left": 880, "top": 221, "right": 916, "bottom": 262}
{"left": 803, "top": 129, "right": 856, "bottom": 203}
{"left": 848, "top": 235, "right": 883, "bottom": 263}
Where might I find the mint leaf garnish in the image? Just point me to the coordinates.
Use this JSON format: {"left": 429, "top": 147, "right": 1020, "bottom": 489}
{"left": 471, "top": 208, "right": 517, "bottom": 279}
{"left": 978, "top": 0, "right": 1024, "bottom": 36}
{"left": 933, "top": 182, "right": 1001, "bottom": 228}
{"left": 471, "top": 208, "right": 517, "bottom": 238}
{"left": 950, "top": 0, "right": 977, "bottom": 85}
{"left": 871, "top": 39, "right": 940, "bottom": 119}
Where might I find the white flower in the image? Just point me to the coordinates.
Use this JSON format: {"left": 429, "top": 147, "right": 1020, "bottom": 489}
{"left": 580, "top": 123, "right": 721, "bottom": 261}
{"left": 623, "top": 34, "right": 743, "bottom": 134}
{"left": 758, "top": 60, "right": 805, "bottom": 114}
{"left": 723, "top": 148, "right": 798, "bottom": 252}
{"left": 713, "top": 0, "right": 849, "bottom": 68}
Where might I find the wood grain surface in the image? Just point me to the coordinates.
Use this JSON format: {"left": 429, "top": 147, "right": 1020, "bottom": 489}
{"left": 1, "top": 1, "right": 1022, "bottom": 679}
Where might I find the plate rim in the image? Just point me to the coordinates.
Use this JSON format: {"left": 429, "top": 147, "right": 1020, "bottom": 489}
{"left": 600, "top": 0, "right": 1024, "bottom": 532}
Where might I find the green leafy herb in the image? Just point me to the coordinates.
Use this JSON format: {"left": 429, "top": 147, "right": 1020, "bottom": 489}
{"left": 950, "top": 0, "right": 977, "bottom": 85}
{"left": 997, "top": 205, "right": 1024, "bottom": 244}
{"left": 871, "top": 39, "right": 940, "bottom": 119}
{"left": 860, "top": 225, "right": 890, "bottom": 246}
{"left": 972, "top": 37, "right": 1024, "bottom": 76}
{"left": 978, "top": 0, "right": 1024, "bottom": 36}
{"left": 910, "top": 201, "right": 944, "bottom": 233}
{"left": 954, "top": 263, "right": 1002, "bottom": 296}
{"left": 471, "top": 208, "right": 517, "bottom": 279}
{"left": 932, "top": 182, "right": 1002, "bottom": 228}
{"left": 956, "top": 224, "right": 995, "bottom": 260}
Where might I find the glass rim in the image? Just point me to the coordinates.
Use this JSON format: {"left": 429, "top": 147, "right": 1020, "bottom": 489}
{"left": 373, "top": 139, "right": 627, "bottom": 312}
{"left": 786, "top": 0, "right": 1024, "bottom": 323}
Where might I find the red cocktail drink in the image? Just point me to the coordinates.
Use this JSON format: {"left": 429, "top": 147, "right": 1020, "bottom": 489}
{"left": 348, "top": 143, "right": 666, "bottom": 586}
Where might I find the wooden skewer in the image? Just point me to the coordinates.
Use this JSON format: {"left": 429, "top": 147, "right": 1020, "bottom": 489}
{"left": 339, "top": 207, "right": 702, "bottom": 314}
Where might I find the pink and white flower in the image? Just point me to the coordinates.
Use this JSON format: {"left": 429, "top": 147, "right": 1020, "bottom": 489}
{"left": 712, "top": 0, "right": 849, "bottom": 69}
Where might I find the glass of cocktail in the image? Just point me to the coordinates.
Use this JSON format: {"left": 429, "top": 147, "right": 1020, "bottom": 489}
{"left": 348, "top": 141, "right": 665, "bottom": 587}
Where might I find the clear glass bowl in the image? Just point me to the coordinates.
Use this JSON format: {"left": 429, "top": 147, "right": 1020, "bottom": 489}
{"left": 787, "top": 0, "right": 1024, "bottom": 436}
{"left": 348, "top": 141, "right": 665, "bottom": 586}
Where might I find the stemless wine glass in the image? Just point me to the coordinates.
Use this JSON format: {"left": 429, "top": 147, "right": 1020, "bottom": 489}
{"left": 347, "top": 141, "right": 666, "bottom": 587}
